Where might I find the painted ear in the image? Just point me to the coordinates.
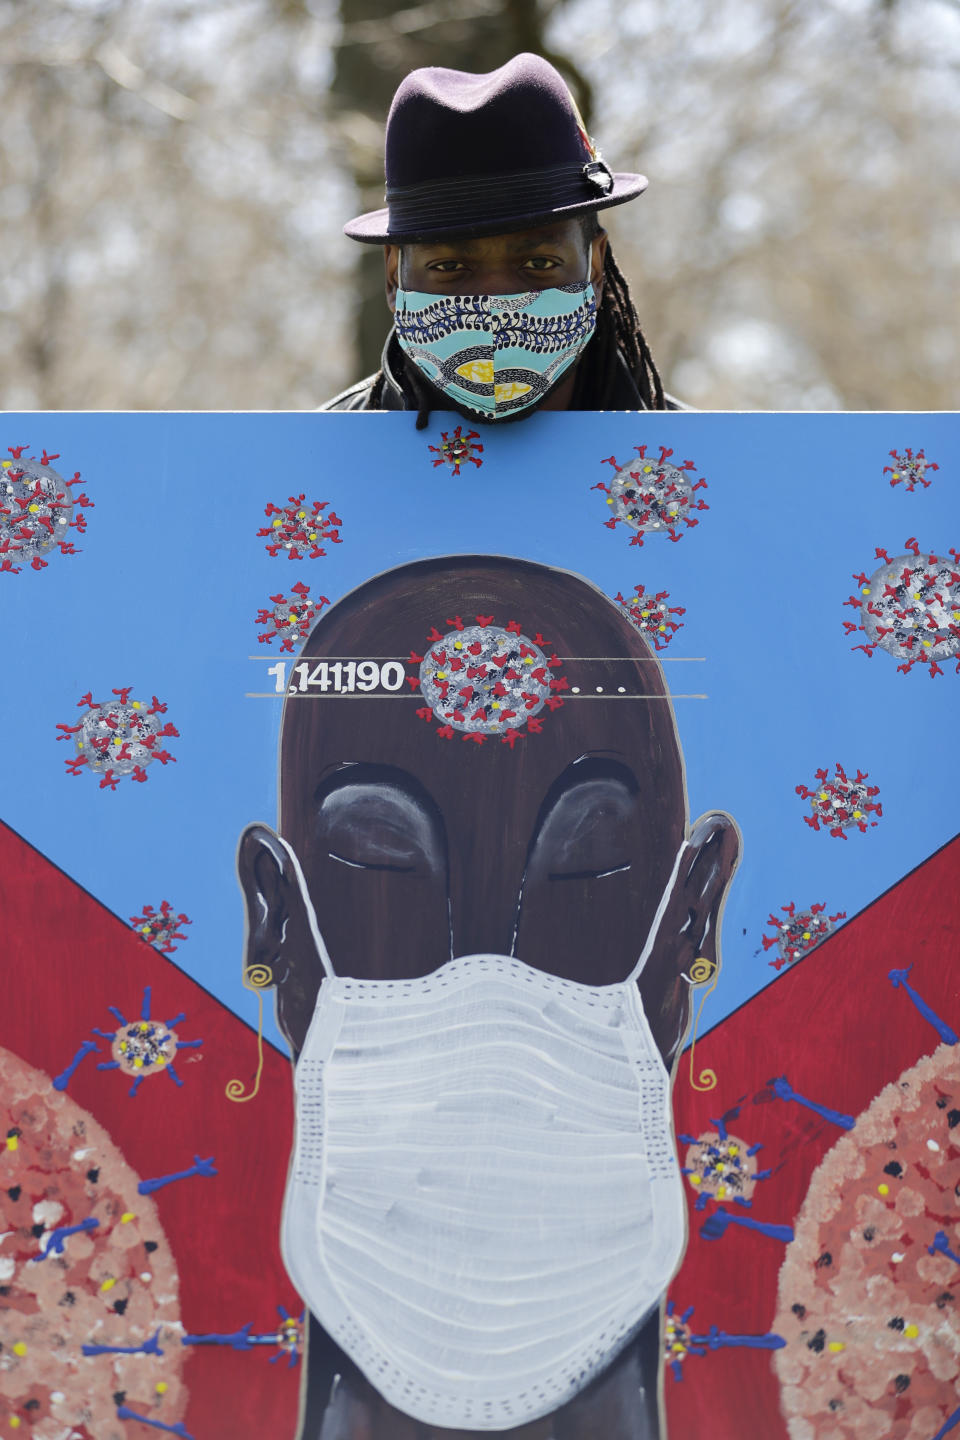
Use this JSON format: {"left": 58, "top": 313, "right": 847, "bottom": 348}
{"left": 236, "top": 823, "right": 325, "bottom": 1057}
{"left": 637, "top": 811, "right": 741, "bottom": 1068}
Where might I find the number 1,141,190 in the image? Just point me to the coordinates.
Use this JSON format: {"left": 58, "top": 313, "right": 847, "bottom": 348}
{"left": 265, "top": 660, "right": 406, "bottom": 694}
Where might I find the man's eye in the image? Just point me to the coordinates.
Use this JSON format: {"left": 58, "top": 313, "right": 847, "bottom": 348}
{"left": 522, "top": 257, "right": 561, "bottom": 271}
{"left": 427, "top": 260, "right": 467, "bottom": 273}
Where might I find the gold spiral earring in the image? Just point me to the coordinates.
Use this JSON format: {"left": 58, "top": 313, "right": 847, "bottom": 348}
{"left": 685, "top": 956, "right": 719, "bottom": 1092}
{"left": 225, "top": 964, "right": 274, "bottom": 1103}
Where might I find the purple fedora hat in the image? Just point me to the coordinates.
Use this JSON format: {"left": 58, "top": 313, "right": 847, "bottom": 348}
{"left": 343, "top": 52, "right": 648, "bottom": 244}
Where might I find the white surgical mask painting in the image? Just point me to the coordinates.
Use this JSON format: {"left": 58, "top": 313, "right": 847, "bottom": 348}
{"left": 393, "top": 282, "right": 598, "bottom": 420}
{"left": 280, "top": 839, "right": 688, "bottom": 1433}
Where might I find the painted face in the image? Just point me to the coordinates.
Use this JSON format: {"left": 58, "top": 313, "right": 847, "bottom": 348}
{"left": 269, "top": 555, "right": 729, "bottom": 1061}
{"left": 238, "top": 553, "right": 739, "bottom": 1432}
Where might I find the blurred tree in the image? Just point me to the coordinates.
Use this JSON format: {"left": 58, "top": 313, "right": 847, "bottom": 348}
{"left": 0, "top": 0, "right": 956, "bottom": 408}
{"left": 0, "top": 0, "right": 353, "bottom": 408}
{"left": 545, "top": 0, "right": 960, "bottom": 408}
{"left": 329, "top": 0, "right": 591, "bottom": 378}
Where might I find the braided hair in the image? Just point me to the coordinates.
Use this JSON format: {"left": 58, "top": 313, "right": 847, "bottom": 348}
{"left": 572, "top": 215, "right": 665, "bottom": 412}
{"left": 371, "top": 216, "right": 665, "bottom": 427}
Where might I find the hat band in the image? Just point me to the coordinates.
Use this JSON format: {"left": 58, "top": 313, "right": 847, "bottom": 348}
{"left": 385, "top": 160, "right": 614, "bottom": 234}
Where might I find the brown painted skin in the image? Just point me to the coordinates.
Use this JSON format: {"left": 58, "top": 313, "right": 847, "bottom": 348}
{"left": 238, "top": 556, "right": 740, "bottom": 1440}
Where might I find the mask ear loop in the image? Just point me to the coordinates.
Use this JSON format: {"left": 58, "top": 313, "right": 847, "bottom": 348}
{"left": 226, "top": 964, "right": 273, "bottom": 1104}
{"left": 683, "top": 956, "right": 719, "bottom": 1092}
{"left": 626, "top": 842, "right": 687, "bottom": 984}
{"left": 226, "top": 833, "right": 336, "bottom": 1104}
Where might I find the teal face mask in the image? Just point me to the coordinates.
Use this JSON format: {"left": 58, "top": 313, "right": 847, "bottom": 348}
{"left": 393, "top": 282, "right": 597, "bottom": 420}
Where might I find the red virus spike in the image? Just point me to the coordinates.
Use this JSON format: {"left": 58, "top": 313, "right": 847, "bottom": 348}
{"left": 58, "top": 690, "right": 179, "bottom": 786}
{"left": 885, "top": 446, "right": 940, "bottom": 490}
{"left": 131, "top": 901, "right": 192, "bottom": 950}
{"left": 761, "top": 901, "right": 844, "bottom": 967}
{"left": 414, "top": 618, "right": 566, "bottom": 748}
{"left": 255, "top": 585, "right": 329, "bottom": 648}
{"left": 797, "top": 763, "right": 881, "bottom": 837}
{"left": 0, "top": 450, "right": 89, "bottom": 569}
{"left": 846, "top": 537, "right": 960, "bottom": 677}
{"left": 259, "top": 493, "right": 344, "bottom": 558}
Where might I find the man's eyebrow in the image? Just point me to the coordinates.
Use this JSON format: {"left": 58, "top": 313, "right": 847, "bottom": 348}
{"left": 505, "top": 230, "right": 570, "bottom": 252}
{"left": 411, "top": 230, "right": 573, "bottom": 259}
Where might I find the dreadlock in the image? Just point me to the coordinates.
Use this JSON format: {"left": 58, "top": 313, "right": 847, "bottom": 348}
{"left": 571, "top": 216, "right": 665, "bottom": 412}
{"left": 371, "top": 216, "right": 665, "bottom": 428}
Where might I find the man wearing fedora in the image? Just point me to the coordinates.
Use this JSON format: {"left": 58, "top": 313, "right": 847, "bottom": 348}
{"left": 324, "top": 53, "right": 682, "bottom": 424}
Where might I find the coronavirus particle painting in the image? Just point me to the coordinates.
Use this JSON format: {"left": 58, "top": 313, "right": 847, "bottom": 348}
{"left": 0, "top": 410, "right": 958, "bottom": 1440}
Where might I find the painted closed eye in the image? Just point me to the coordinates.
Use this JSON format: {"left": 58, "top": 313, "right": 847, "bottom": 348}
{"left": 523, "top": 760, "right": 640, "bottom": 887}
{"left": 544, "top": 797, "right": 633, "bottom": 881}
{"left": 328, "top": 850, "right": 415, "bottom": 874}
{"left": 548, "top": 860, "right": 631, "bottom": 882}
{"left": 315, "top": 770, "right": 446, "bottom": 879}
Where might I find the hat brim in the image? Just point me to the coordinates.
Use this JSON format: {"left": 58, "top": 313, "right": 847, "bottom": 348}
{"left": 343, "top": 173, "right": 648, "bottom": 244}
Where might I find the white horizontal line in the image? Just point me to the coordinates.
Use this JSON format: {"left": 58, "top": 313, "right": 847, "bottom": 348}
{"left": 244, "top": 692, "right": 709, "bottom": 700}
{"left": 246, "top": 655, "right": 707, "bottom": 663}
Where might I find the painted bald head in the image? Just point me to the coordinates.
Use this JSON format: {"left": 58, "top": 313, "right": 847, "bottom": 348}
{"left": 239, "top": 555, "right": 739, "bottom": 1063}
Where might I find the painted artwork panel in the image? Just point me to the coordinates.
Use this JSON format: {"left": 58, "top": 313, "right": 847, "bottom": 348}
{"left": 0, "top": 411, "right": 957, "bottom": 1440}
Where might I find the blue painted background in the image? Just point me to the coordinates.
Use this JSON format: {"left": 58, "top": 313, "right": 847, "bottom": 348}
{"left": 1, "top": 410, "right": 957, "bottom": 1054}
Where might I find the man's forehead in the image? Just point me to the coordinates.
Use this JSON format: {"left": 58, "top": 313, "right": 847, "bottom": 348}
{"left": 407, "top": 221, "right": 585, "bottom": 256}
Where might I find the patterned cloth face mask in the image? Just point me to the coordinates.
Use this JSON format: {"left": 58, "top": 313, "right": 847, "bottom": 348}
{"left": 393, "top": 281, "right": 598, "bottom": 420}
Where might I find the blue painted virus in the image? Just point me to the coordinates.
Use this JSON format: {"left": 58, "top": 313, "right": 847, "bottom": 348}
{"left": 183, "top": 1305, "right": 305, "bottom": 1368}
{"left": 679, "top": 1113, "right": 771, "bottom": 1211}
{"left": 53, "top": 987, "right": 203, "bottom": 1097}
{"left": 664, "top": 1301, "right": 784, "bottom": 1382}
